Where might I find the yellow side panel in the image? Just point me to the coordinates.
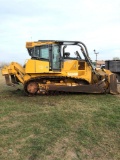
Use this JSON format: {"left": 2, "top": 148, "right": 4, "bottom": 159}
{"left": 63, "top": 60, "right": 78, "bottom": 71}
{"left": 84, "top": 64, "right": 92, "bottom": 83}
{"left": 62, "top": 60, "right": 92, "bottom": 83}
{"left": 78, "top": 70, "right": 85, "bottom": 76}
{"left": 25, "top": 60, "right": 35, "bottom": 73}
{"left": 35, "top": 60, "right": 49, "bottom": 73}
{"left": 25, "top": 59, "right": 49, "bottom": 73}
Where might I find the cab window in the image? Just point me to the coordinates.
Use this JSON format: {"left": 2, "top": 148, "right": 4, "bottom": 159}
{"left": 52, "top": 45, "right": 60, "bottom": 69}
{"left": 32, "top": 46, "right": 49, "bottom": 59}
{"left": 40, "top": 46, "right": 49, "bottom": 59}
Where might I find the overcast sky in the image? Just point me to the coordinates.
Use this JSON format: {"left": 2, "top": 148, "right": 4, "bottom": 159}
{"left": 0, "top": 0, "right": 120, "bottom": 64}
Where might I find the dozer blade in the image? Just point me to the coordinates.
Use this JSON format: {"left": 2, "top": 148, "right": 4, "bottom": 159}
{"left": 48, "top": 80, "right": 107, "bottom": 94}
{"left": 109, "top": 74, "right": 118, "bottom": 94}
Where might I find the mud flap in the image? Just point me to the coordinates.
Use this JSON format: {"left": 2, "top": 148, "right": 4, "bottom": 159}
{"left": 109, "top": 74, "right": 118, "bottom": 94}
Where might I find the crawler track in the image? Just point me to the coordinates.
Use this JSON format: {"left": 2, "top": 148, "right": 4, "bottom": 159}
{"left": 24, "top": 76, "right": 89, "bottom": 96}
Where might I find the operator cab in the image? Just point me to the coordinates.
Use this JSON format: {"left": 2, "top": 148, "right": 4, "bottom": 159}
{"left": 26, "top": 40, "right": 93, "bottom": 71}
{"left": 27, "top": 44, "right": 61, "bottom": 70}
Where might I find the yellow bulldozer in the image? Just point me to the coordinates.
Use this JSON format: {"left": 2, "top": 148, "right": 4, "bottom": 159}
{"left": 1, "top": 40, "right": 118, "bottom": 95}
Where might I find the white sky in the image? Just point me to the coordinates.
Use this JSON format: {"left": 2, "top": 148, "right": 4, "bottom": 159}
{"left": 0, "top": 0, "right": 120, "bottom": 64}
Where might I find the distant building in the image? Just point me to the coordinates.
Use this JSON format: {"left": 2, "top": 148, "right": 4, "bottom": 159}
{"left": 96, "top": 60, "right": 105, "bottom": 68}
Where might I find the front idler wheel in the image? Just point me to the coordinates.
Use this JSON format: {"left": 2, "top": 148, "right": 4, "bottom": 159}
{"left": 24, "top": 81, "right": 39, "bottom": 96}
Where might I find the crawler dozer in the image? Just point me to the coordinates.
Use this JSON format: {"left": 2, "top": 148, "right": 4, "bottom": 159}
{"left": 1, "top": 40, "right": 118, "bottom": 95}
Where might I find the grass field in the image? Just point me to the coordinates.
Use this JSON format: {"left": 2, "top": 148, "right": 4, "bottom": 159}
{"left": 0, "top": 72, "right": 120, "bottom": 160}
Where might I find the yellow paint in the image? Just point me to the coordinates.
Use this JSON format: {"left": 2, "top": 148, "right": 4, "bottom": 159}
{"left": 63, "top": 60, "right": 78, "bottom": 71}
{"left": 25, "top": 59, "right": 35, "bottom": 73}
{"left": 25, "top": 59, "right": 49, "bottom": 73}
{"left": 35, "top": 60, "right": 49, "bottom": 73}
{"left": 26, "top": 41, "right": 56, "bottom": 48}
{"left": 61, "top": 60, "right": 92, "bottom": 83}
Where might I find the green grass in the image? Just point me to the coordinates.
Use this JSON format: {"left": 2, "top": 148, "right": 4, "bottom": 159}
{"left": 0, "top": 72, "right": 120, "bottom": 160}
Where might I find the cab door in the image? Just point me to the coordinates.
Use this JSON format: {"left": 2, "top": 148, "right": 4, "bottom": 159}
{"left": 52, "top": 45, "right": 61, "bottom": 71}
